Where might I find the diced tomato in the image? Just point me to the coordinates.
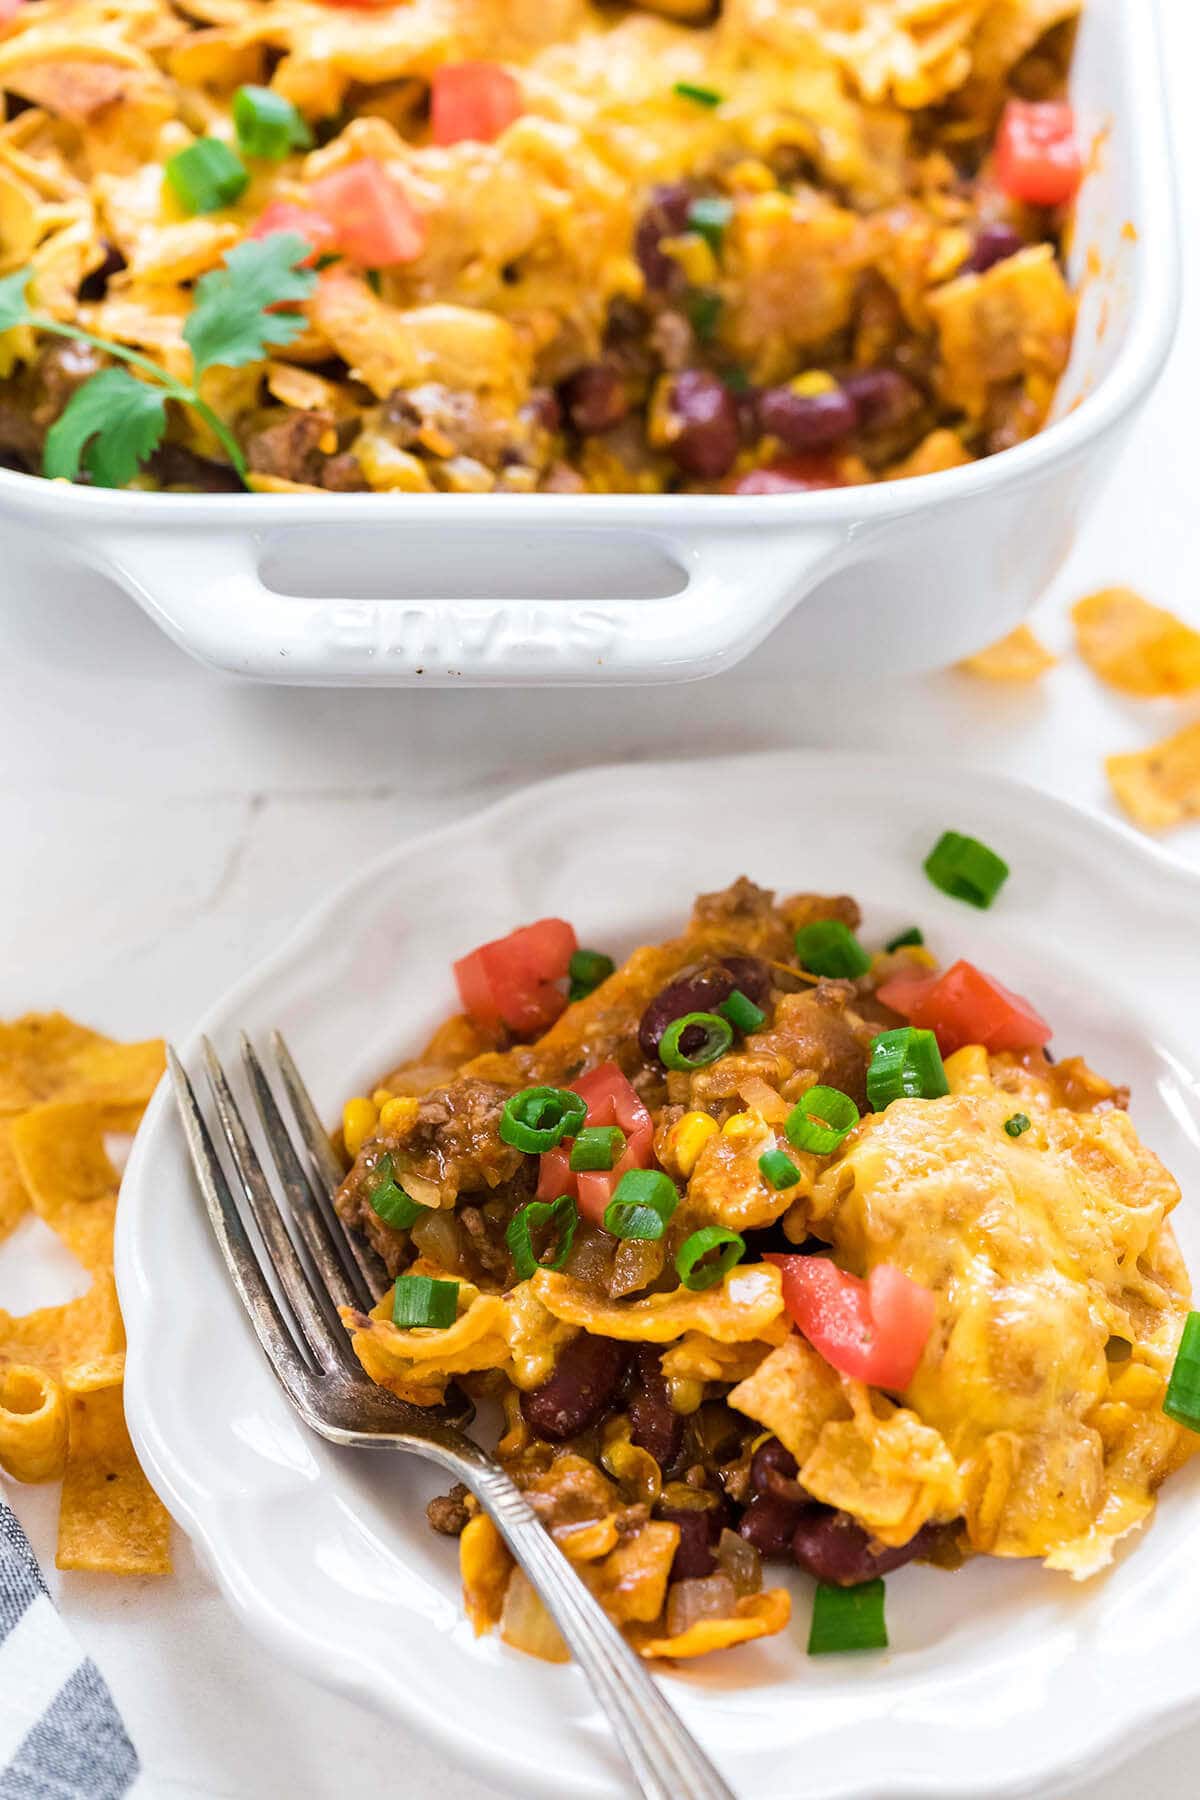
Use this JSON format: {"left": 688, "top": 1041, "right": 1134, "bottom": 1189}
{"left": 994, "top": 100, "right": 1082, "bottom": 208}
{"left": 453, "top": 916, "right": 577, "bottom": 1036}
{"left": 728, "top": 456, "right": 844, "bottom": 494}
{"left": 536, "top": 1062, "right": 655, "bottom": 1225}
{"left": 766, "top": 1254, "right": 935, "bottom": 1391}
{"left": 250, "top": 201, "right": 339, "bottom": 266}
{"left": 431, "top": 61, "right": 522, "bottom": 147}
{"left": 307, "top": 160, "right": 427, "bottom": 269}
{"left": 876, "top": 959, "right": 1051, "bottom": 1058}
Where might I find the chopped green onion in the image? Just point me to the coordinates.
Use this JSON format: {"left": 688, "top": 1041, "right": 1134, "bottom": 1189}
{"left": 675, "top": 1225, "right": 745, "bottom": 1291}
{"left": 924, "top": 831, "right": 1009, "bottom": 909}
{"left": 506, "top": 1194, "right": 578, "bottom": 1280}
{"left": 807, "top": 1579, "right": 888, "bottom": 1655}
{"left": 233, "top": 84, "right": 313, "bottom": 160}
{"left": 866, "top": 1028, "right": 949, "bottom": 1108}
{"left": 499, "top": 1086, "right": 587, "bottom": 1153}
{"left": 165, "top": 138, "right": 248, "bottom": 215}
{"left": 885, "top": 927, "right": 924, "bottom": 952}
{"left": 603, "top": 1169, "right": 678, "bottom": 1241}
{"left": 392, "top": 1274, "right": 459, "bottom": 1330}
{"left": 659, "top": 1011, "right": 734, "bottom": 1071}
{"left": 723, "top": 364, "right": 753, "bottom": 394}
{"left": 673, "top": 80, "right": 723, "bottom": 107}
{"left": 758, "top": 1148, "right": 801, "bottom": 1190}
{"left": 1004, "top": 1112, "right": 1031, "bottom": 1138}
{"left": 569, "top": 1125, "right": 625, "bottom": 1173}
{"left": 568, "top": 947, "right": 615, "bottom": 1002}
{"left": 1164, "top": 1312, "right": 1200, "bottom": 1432}
{"left": 368, "top": 1155, "right": 425, "bottom": 1230}
{"left": 794, "top": 919, "right": 871, "bottom": 980}
{"left": 785, "top": 1086, "right": 860, "bottom": 1155}
{"left": 686, "top": 289, "right": 723, "bottom": 342}
{"left": 718, "top": 988, "right": 766, "bottom": 1035}
{"left": 687, "top": 195, "right": 733, "bottom": 254}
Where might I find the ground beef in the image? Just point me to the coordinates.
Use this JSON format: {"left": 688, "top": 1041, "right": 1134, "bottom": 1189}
{"left": 426, "top": 1483, "right": 472, "bottom": 1536}
{"left": 0, "top": 339, "right": 103, "bottom": 469}
{"left": 245, "top": 408, "right": 336, "bottom": 484}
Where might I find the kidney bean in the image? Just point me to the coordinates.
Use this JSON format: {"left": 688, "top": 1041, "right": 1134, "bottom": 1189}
{"left": 657, "top": 1497, "right": 731, "bottom": 1581}
{"left": 791, "top": 1510, "right": 944, "bottom": 1586}
{"left": 520, "top": 1335, "right": 628, "bottom": 1442}
{"left": 667, "top": 370, "right": 740, "bottom": 480}
{"left": 635, "top": 182, "right": 694, "bottom": 293}
{"left": 964, "top": 221, "right": 1025, "bottom": 274}
{"left": 758, "top": 385, "right": 858, "bottom": 452}
{"left": 749, "top": 1437, "right": 806, "bottom": 1504}
{"left": 738, "top": 1492, "right": 807, "bottom": 1559}
{"left": 637, "top": 956, "right": 771, "bottom": 1061}
{"left": 839, "top": 368, "right": 921, "bottom": 433}
{"left": 561, "top": 363, "right": 628, "bottom": 435}
{"left": 628, "top": 1344, "right": 684, "bottom": 1470}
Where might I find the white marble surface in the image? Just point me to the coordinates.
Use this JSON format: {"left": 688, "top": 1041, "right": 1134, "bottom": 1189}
{"left": 2, "top": 1, "right": 1200, "bottom": 1790}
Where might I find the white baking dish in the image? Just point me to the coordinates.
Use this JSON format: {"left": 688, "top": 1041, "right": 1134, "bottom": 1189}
{"left": 0, "top": 0, "right": 1176, "bottom": 687}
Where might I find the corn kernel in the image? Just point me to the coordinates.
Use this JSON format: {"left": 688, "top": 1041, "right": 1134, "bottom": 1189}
{"left": 721, "top": 1110, "right": 761, "bottom": 1144}
{"left": 372, "top": 1087, "right": 394, "bottom": 1108}
{"left": 662, "top": 232, "right": 719, "bottom": 287}
{"left": 789, "top": 369, "right": 836, "bottom": 397}
{"left": 342, "top": 1096, "right": 378, "bottom": 1160}
{"left": 379, "top": 1095, "right": 420, "bottom": 1134}
{"left": 726, "top": 158, "right": 775, "bottom": 193}
{"left": 668, "top": 1110, "right": 719, "bottom": 1177}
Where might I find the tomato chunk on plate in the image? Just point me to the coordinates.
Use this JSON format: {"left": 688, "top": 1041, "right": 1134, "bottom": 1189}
{"left": 767, "top": 1254, "right": 935, "bottom": 1391}
{"left": 994, "top": 100, "right": 1082, "bottom": 208}
{"left": 307, "top": 160, "right": 427, "bottom": 268}
{"left": 453, "top": 917, "right": 577, "bottom": 1036}
{"left": 877, "top": 958, "right": 1051, "bottom": 1059}
{"left": 431, "top": 62, "right": 522, "bottom": 146}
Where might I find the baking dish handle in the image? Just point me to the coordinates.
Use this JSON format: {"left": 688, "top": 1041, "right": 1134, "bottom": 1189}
{"left": 98, "top": 525, "right": 848, "bottom": 685}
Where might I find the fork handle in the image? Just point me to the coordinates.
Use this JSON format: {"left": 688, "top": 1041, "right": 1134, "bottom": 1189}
{"left": 425, "top": 1447, "right": 738, "bottom": 1800}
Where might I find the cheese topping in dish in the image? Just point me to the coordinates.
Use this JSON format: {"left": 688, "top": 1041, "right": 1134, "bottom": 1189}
{"left": 332, "top": 878, "right": 1196, "bottom": 1663}
{"left": 0, "top": 0, "right": 1082, "bottom": 493}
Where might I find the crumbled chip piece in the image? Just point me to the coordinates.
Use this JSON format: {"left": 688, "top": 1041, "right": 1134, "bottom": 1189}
{"left": 1106, "top": 722, "right": 1200, "bottom": 832}
{"left": 1073, "top": 588, "right": 1200, "bottom": 696}
{"left": 960, "top": 624, "right": 1056, "bottom": 681}
{"left": 56, "top": 1360, "right": 171, "bottom": 1575}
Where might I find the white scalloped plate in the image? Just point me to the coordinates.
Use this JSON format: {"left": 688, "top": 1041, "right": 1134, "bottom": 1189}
{"left": 116, "top": 753, "right": 1200, "bottom": 1800}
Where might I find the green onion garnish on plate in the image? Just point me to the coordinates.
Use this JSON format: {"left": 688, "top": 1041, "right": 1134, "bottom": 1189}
{"left": 794, "top": 919, "right": 872, "bottom": 980}
{"left": 659, "top": 1011, "right": 734, "bottom": 1071}
{"left": 1163, "top": 1312, "right": 1200, "bottom": 1431}
{"left": 569, "top": 1125, "right": 625, "bottom": 1173}
{"left": 673, "top": 80, "right": 723, "bottom": 107}
{"left": 499, "top": 1086, "right": 587, "bottom": 1153}
{"left": 718, "top": 988, "right": 766, "bottom": 1034}
{"left": 885, "top": 927, "right": 924, "bottom": 952}
{"left": 808, "top": 1579, "right": 888, "bottom": 1655}
{"left": 165, "top": 138, "right": 248, "bottom": 214}
{"left": 368, "top": 1155, "right": 425, "bottom": 1230}
{"left": 233, "top": 85, "right": 312, "bottom": 160}
{"left": 392, "top": 1274, "right": 459, "bottom": 1330}
{"left": 866, "top": 1028, "right": 949, "bottom": 1108}
{"left": 675, "top": 1225, "right": 744, "bottom": 1291}
{"left": 924, "top": 831, "right": 1009, "bottom": 908}
{"left": 758, "top": 1148, "right": 801, "bottom": 1190}
{"left": 785, "top": 1086, "right": 860, "bottom": 1155}
{"left": 506, "top": 1194, "right": 578, "bottom": 1280}
{"left": 603, "top": 1169, "right": 678, "bottom": 1241}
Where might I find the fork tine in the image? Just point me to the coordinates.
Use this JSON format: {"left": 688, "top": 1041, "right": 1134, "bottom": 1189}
{"left": 269, "top": 1030, "right": 389, "bottom": 1303}
{"left": 239, "top": 1033, "right": 360, "bottom": 1318}
{"left": 201, "top": 1037, "right": 347, "bottom": 1375}
{"left": 167, "top": 1047, "right": 311, "bottom": 1398}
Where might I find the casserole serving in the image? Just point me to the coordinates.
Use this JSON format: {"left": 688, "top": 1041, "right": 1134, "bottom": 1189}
{"left": 0, "top": 0, "right": 1178, "bottom": 684}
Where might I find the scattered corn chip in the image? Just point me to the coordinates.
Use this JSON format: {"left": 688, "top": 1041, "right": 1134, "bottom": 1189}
{"left": 11, "top": 1102, "right": 121, "bottom": 1273}
{"left": 0, "top": 1118, "right": 30, "bottom": 1242}
{"left": 460, "top": 1513, "right": 514, "bottom": 1635}
{"left": 1106, "top": 722, "right": 1200, "bottom": 832}
{"left": 0, "top": 1014, "right": 164, "bottom": 1115}
{"left": 57, "top": 1360, "right": 171, "bottom": 1575}
{"left": 1073, "top": 589, "right": 1200, "bottom": 696}
{"left": 0, "top": 1272, "right": 125, "bottom": 1377}
{"left": 960, "top": 625, "right": 1057, "bottom": 681}
{"left": 0, "top": 1363, "right": 68, "bottom": 1484}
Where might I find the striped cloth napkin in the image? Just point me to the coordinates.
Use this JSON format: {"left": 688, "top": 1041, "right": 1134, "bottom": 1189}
{"left": 0, "top": 1501, "right": 138, "bottom": 1800}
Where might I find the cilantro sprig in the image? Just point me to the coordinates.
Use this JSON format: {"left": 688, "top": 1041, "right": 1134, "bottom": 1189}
{"left": 0, "top": 231, "right": 318, "bottom": 489}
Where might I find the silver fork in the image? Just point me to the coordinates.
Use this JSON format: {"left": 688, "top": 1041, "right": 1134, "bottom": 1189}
{"left": 168, "top": 1034, "right": 738, "bottom": 1800}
